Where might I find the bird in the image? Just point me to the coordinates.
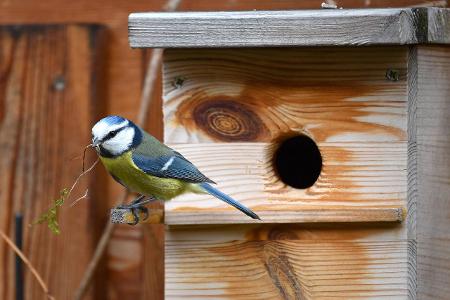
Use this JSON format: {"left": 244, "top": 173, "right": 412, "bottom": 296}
{"left": 91, "top": 115, "right": 260, "bottom": 224}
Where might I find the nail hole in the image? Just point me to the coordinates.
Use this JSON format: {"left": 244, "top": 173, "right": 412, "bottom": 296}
{"left": 273, "top": 135, "right": 322, "bottom": 189}
{"left": 52, "top": 76, "right": 66, "bottom": 91}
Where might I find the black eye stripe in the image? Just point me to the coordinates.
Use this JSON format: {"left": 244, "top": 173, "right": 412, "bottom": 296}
{"left": 102, "top": 127, "right": 125, "bottom": 142}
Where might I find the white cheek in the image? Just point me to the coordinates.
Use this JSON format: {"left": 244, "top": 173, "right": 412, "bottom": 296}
{"left": 102, "top": 127, "right": 135, "bottom": 155}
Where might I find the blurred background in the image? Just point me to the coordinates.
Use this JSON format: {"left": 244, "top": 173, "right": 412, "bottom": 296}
{"left": 0, "top": 0, "right": 447, "bottom": 299}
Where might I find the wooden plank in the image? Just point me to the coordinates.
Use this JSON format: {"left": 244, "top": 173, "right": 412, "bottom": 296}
{"left": 162, "top": 47, "right": 407, "bottom": 224}
{"left": 167, "top": 206, "right": 404, "bottom": 225}
{"left": 166, "top": 224, "right": 410, "bottom": 299}
{"left": 130, "top": 8, "right": 450, "bottom": 48}
{"left": 142, "top": 224, "right": 165, "bottom": 300}
{"left": 414, "top": 46, "right": 450, "bottom": 299}
{"left": 428, "top": 7, "right": 450, "bottom": 44}
{"left": 166, "top": 143, "right": 405, "bottom": 224}
{"left": 0, "top": 25, "right": 104, "bottom": 299}
{"left": 406, "top": 46, "right": 419, "bottom": 300}
{"left": 163, "top": 47, "right": 408, "bottom": 143}
{"left": 177, "top": 0, "right": 447, "bottom": 11}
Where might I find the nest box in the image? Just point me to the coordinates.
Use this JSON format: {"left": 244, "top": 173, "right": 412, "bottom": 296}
{"left": 129, "top": 8, "right": 450, "bottom": 299}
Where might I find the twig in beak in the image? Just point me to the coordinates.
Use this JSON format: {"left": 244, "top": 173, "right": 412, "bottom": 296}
{"left": 70, "top": 189, "right": 90, "bottom": 208}
{"left": 82, "top": 144, "right": 93, "bottom": 172}
{"left": 67, "top": 158, "right": 99, "bottom": 207}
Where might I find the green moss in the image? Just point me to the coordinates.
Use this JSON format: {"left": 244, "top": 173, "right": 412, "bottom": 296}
{"left": 32, "top": 188, "right": 68, "bottom": 235}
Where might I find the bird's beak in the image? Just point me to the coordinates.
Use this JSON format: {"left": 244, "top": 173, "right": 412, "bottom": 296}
{"left": 92, "top": 138, "right": 100, "bottom": 147}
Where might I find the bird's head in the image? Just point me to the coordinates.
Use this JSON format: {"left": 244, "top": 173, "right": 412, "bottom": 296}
{"left": 91, "top": 115, "right": 142, "bottom": 157}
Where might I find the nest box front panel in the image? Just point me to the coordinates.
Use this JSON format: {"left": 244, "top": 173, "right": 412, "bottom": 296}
{"left": 165, "top": 224, "right": 409, "bottom": 299}
{"left": 162, "top": 47, "right": 407, "bottom": 224}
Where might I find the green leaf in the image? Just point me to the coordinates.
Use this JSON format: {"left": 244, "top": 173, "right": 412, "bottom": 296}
{"left": 32, "top": 188, "right": 68, "bottom": 235}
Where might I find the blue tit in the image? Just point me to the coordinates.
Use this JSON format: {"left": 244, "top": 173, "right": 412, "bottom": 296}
{"left": 91, "top": 115, "right": 260, "bottom": 224}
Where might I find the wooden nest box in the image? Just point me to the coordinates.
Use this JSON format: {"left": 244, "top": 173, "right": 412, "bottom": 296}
{"left": 129, "top": 8, "right": 450, "bottom": 299}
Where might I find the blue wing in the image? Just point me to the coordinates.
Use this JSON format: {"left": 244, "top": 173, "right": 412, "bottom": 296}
{"left": 132, "top": 151, "right": 215, "bottom": 184}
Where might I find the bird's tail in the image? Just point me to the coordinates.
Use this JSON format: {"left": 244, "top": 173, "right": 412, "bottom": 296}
{"left": 199, "top": 183, "right": 260, "bottom": 220}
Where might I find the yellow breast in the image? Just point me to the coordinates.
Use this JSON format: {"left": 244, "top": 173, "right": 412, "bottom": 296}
{"left": 99, "top": 151, "right": 187, "bottom": 200}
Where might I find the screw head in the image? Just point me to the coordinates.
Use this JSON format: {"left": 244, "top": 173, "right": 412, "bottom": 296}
{"left": 385, "top": 69, "right": 400, "bottom": 81}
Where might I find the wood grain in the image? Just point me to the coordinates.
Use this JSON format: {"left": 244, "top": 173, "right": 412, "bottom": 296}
{"left": 0, "top": 25, "right": 104, "bottom": 300}
{"left": 163, "top": 47, "right": 407, "bottom": 143}
{"left": 166, "top": 143, "right": 405, "bottom": 224}
{"left": 142, "top": 224, "right": 164, "bottom": 300}
{"left": 177, "top": 0, "right": 447, "bottom": 11}
{"left": 166, "top": 224, "right": 410, "bottom": 299}
{"left": 162, "top": 47, "right": 407, "bottom": 224}
{"left": 428, "top": 7, "right": 450, "bottom": 44}
{"left": 129, "top": 8, "right": 450, "bottom": 48}
{"left": 414, "top": 46, "right": 450, "bottom": 299}
{"left": 406, "top": 45, "right": 419, "bottom": 300}
{"left": 0, "top": 2, "right": 165, "bottom": 296}
{"left": 0, "top": 1, "right": 445, "bottom": 299}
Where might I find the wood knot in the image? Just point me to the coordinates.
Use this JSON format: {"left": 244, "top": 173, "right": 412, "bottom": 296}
{"left": 268, "top": 228, "right": 298, "bottom": 240}
{"left": 193, "top": 99, "right": 266, "bottom": 142}
{"left": 263, "top": 243, "right": 305, "bottom": 300}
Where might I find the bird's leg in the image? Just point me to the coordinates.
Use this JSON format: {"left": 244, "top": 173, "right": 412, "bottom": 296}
{"left": 130, "top": 194, "right": 146, "bottom": 206}
{"left": 127, "top": 196, "right": 158, "bottom": 224}
{"left": 128, "top": 196, "right": 157, "bottom": 208}
{"left": 130, "top": 195, "right": 148, "bottom": 224}
{"left": 117, "top": 195, "right": 158, "bottom": 225}
{"left": 117, "top": 194, "right": 147, "bottom": 209}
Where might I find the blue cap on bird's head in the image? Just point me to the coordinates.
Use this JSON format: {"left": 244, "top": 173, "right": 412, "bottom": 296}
{"left": 92, "top": 115, "right": 142, "bottom": 157}
{"left": 101, "top": 115, "right": 128, "bottom": 126}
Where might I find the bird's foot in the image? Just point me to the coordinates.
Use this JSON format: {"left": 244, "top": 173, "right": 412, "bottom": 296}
{"left": 130, "top": 206, "right": 148, "bottom": 225}
{"left": 116, "top": 204, "right": 149, "bottom": 225}
{"left": 116, "top": 195, "right": 157, "bottom": 225}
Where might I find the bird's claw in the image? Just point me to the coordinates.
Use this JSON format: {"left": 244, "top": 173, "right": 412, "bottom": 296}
{"left": 137, "top": 206, "right": 149, "bottom": 221}
{"left": 129, "top": 208, "right": 140, "bottom": 225}
{"left": 127, "top": 206, "right": 149, "bottom": 225}
{"left": 117, "top": 203, "right": 149, "bottom": 225}
{"left": 115, "top": 195, "right": 157, "bottom": 225}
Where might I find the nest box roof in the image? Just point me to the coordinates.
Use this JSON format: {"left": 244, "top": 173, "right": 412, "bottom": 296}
{"left": 129, "top": 7, "right": 450, "bottom": 48}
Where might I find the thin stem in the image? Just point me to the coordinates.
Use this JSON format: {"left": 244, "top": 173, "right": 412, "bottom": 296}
{"left": 0, "top": 230, "right": 55, "bottom": 300}
{"left": 68, "top": 158, "right": 99, "bottom": 199}
{"left": 69, "top": 189, "right": 89, "bottom": 208}
{"left": 68, "top": 158, "right": 99, "bottom": 207}
{"left": 82, "top": 144, "right": 93, "bottom": 172}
